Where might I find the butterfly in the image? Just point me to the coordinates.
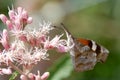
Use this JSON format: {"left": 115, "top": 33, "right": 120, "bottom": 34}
{"left": 60, "top": 23, "right": 109, "bottom": 72}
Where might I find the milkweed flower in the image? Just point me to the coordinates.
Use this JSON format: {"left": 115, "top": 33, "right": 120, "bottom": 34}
{"left": 0, "top": 7, "right": 74, "bottom": 80}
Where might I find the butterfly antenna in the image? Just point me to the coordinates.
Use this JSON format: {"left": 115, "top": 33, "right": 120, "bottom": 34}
{"left": 52, "top": 23, "right": 74, "bottom": 38}
{"left": 60, "top": 23, "right": 75, "bottom": 38}
{"left": 60, "top": 23, "right": 71, "bottom": 34}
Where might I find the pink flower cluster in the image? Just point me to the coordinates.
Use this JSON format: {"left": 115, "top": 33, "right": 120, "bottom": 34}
{"left": 0, "top": 7, "right": 74, "bottom": 80}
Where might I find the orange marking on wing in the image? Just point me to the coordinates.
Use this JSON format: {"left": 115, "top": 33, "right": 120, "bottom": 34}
{"left": 77, "top": 38, "right": 89, "bottom": 45}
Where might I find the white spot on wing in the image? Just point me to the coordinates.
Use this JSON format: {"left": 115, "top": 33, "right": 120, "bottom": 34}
{"left": 91, "top": 40, "right": 97, "bottom": 51}
{"left": 101, "top": 46, "right": 109, "bottom": 54}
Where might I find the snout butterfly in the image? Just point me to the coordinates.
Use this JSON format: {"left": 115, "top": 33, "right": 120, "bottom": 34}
{"left": 60, "top": 23, "right": 109, "bottom": 72}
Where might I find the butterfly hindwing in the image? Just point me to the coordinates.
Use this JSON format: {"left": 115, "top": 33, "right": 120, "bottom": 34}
{"left": 70, "top": 38, "right": 109, "bottom": 72}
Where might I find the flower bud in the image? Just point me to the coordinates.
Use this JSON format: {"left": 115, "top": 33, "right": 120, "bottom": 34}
{"left": 0, "top": 14, "right": 8, "bottom": 24}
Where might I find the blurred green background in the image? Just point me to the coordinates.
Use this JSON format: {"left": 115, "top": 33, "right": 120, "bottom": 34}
{"left": 0, "top": 0, "right": 120, "bottom": 80}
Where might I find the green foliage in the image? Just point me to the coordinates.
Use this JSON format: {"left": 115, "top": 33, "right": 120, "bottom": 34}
{"left": 0, "top": 0, "right": 13, "bottom": 15}
{"left": 9, "top": 71, "right": 19, "bottom": 80}
{"left": 48, "top": 55, "right": 73, "bottom": 80}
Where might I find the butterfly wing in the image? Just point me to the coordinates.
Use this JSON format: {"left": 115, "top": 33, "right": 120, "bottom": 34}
{"left": 59, "top": 23, "right": 109, "bottom": 72}
{"left": 70, "top": 38, "right": 109, "bottom": 72}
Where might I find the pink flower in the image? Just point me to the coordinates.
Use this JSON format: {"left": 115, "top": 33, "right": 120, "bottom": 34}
{"left": 1, "top": 68, "right": 12, "bottom": 75}
{"left": 6, "top": 20, "right": 13, "bottom": 30}
{"left": 27, "top": 17, "right": 33, "bottom": 24}
{"left": 20, "top": 71, "right": 50, "bottom": 80}
{"left": 0, "top": 29, "right": 10, "bottom": 50}
{"left": 40, "top": 72, "right": 49, "bottom": 80}
{"left": 0, "top": 6, "right": 74, "bottom": 80}
{"left": 29, "top": 37, "right": 36, "bottom": 47}
{"left": 0, "top": 14, "right": 8, "bottom": 24}
{"left": 0, "top": 68, "right": 12, "bottom": 75}
{"left": 44, "top": 34, "right": 63, "bottom": 49}
{"left": 56, "top": 44, "right": 68, "bottom": 53}
{"left": 44, "top": 33, "right": 74, "bottom": 53}
{"left": 8, "top": 10, "right": 15, "bottom": 21}
{"left": 35, "top": 35, "right": 46, "bottom": 46}
{"left": 20, "top": 75, "right": 28, "bottom": 80}
{"left": 18, "top": 34, "right": 27, "bottom": 42}
{"left": 0, "top": 7, "right": 33, "bottom": 30}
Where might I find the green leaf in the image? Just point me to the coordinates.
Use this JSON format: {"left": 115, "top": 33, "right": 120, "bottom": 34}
{"left": 9, "top": 71, "right": 19, "bottom": 80}
{"left": 48, "top": 55, "right": 73, "bottom": 80}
